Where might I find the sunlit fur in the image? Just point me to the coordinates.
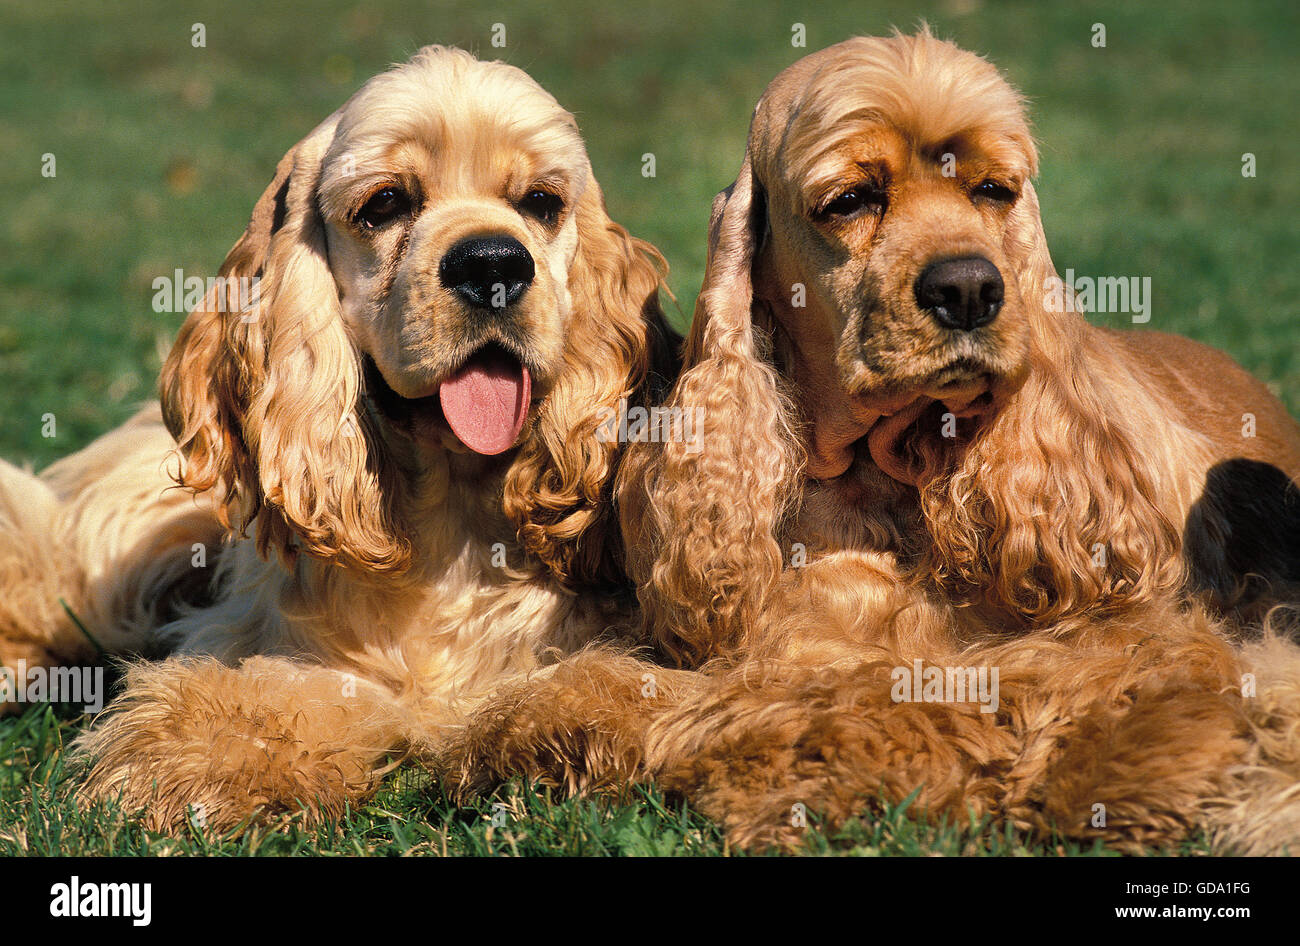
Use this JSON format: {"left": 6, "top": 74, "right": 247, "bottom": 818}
{"left": 0, "top": 46, "right": 675, "bottom": 831}
{"left": 446, "top": 31, "right": 1300, "bottom": 854}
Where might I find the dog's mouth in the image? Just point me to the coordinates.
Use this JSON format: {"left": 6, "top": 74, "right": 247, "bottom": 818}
{"left": 437, "top": 345, "right": 532, "bottom": 455}
{"left": 864, "top": 374, "right": 996, "bottom": 486}
{"left": 366, "top": 343, "right": 532, "bottom": 456}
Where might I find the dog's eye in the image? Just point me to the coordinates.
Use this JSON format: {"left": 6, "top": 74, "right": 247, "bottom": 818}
{"left": 518, "top": 189, "right": 564, "bottom": 226}
{"left": 819, "top": 186, "right": 887, "bottom": 219}
{"left": 972, "top": 180, "right": 1017, "bottom": 204}
{"left": 355, "top": 186, "right": 413, "bottom": 230}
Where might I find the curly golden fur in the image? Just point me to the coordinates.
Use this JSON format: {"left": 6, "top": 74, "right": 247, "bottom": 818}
{"left": 445, "top": 31, "right": 1300, "bottom": 854}
{"left": 0, "top": 46, "right": 676, "bottom": 830}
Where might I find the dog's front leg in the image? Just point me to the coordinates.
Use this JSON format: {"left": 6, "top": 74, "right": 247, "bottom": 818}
{"left": 72, "top": 655, "right": 407, "bottom": 832}
{"left": 437, "top": 650, "right": 704, "bottom": 802}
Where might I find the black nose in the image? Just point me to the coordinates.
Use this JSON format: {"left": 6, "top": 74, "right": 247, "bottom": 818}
{"left": 438, "top": 236, "right": 535, "bottom": 310}
{"left": 913, "top": 256, "right": 1004, "bottom": 331}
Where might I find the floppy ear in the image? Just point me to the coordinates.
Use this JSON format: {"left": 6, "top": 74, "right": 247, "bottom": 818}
{"left": 159, "top": 118, "right": 410, "bottom": 573}
{"left": 618, "top": 155, "right": 801, "bottom": 664}
{"left": 503, "top": 178, "right": 674, "bottom": 588}
{"left": 919, "top": 181, "right": 1185, "bottom": 626}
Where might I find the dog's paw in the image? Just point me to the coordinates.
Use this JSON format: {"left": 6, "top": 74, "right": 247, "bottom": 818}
{"left": 72, "top": 657, "right": 389, "bottom": 833}
{"left": 436, "top": 650, "right": 697, "bottom": 802}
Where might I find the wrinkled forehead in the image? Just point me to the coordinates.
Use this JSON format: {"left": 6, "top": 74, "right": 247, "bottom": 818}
{"left": 752, "top": 36, "right": 1037, "bottom": 193}
{"left": 320, "top": 48, "right": 590, "bottom": 200}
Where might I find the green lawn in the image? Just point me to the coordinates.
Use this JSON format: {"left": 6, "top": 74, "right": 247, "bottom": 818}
{"left": 0, "top": 0, "right": 1294, "bottom": 855}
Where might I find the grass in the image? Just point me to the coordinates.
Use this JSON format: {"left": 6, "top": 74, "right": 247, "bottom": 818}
{"left": 0, "top": 0, "right": 1294, "bottom": 855}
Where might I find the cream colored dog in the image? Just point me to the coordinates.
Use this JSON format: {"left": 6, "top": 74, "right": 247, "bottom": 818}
{"left": 0, "top": 45, "right": 676, "bottom": 830}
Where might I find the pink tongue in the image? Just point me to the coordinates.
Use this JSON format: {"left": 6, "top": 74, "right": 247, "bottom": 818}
{"left": 438, "top": 349, "right": 531, "bottom": 455}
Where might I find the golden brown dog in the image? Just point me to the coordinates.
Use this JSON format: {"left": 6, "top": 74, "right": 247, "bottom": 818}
{"left": 448, "top": 31, "right": 1300, "bottom": 855}
{"left": 0, "top": 46, "right": 677, "bottom": 831}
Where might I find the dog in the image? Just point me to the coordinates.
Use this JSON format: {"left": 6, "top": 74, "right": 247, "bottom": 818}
{"left": 447, "top": 31, "right": 1300, "bottom": 855}
{"left": 0, "top": 45, "right": 677, "bottom": 831}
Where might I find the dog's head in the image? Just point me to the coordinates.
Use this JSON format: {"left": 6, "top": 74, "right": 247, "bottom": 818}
{"left": 632, "top": 30, "right": 1184, "bottom": 648}
{"left": 709, "top": 30, "right": 1048, "bottom": 482}
{"left": 162, "top": 46, "right": 671, "bottom": 582}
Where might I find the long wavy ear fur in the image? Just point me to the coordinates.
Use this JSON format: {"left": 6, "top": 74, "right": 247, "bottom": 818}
{"left": 503, "top": 178, "right": 676, "bottom": 589}
{"left": 619, "top": 155, "right": 801, "bottom": 664}
{"left": 919, "top": 181, "right": 1184, "bottom": 627}
{"left": 159, "top": 118, "right": 409, "bottom": 573}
